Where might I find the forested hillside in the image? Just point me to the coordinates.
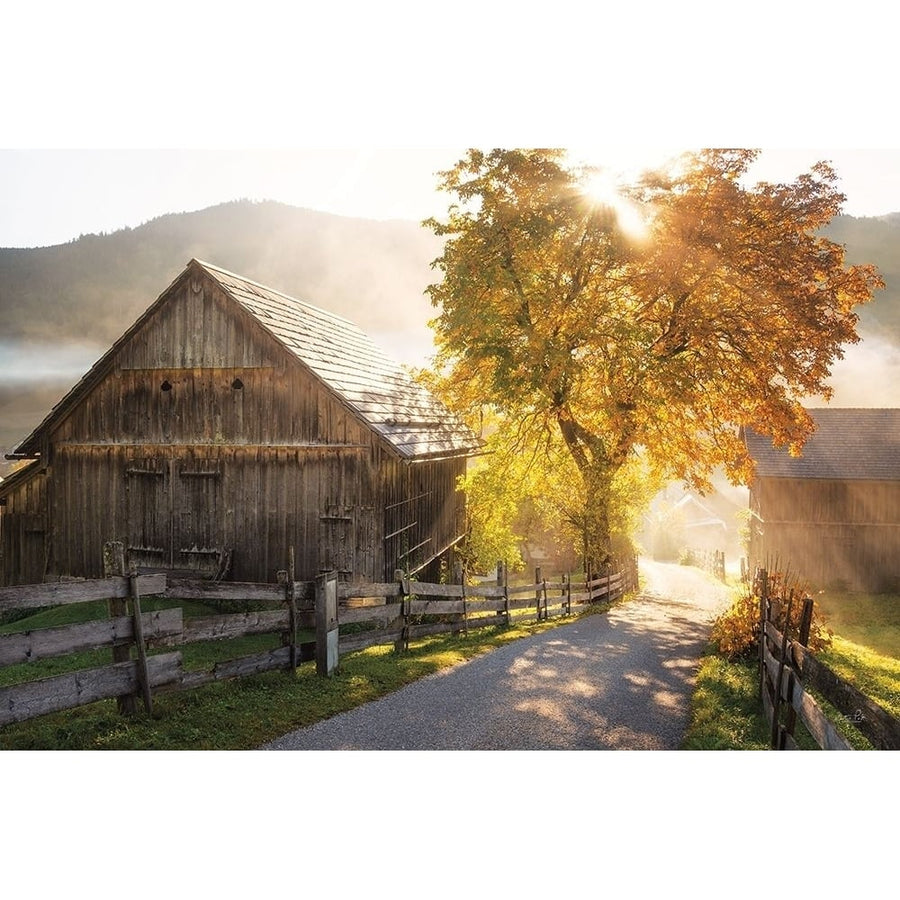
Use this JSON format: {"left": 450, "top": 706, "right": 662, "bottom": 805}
{"left": 824, "top": 214, "right": 900, "bottom": 340}
{"left": 0, "top": 199, "right": 442, "bottom": 349}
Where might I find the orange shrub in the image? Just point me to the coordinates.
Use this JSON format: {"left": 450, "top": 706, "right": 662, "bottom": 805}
{"left": 711, "top": 576, "right": 833, "bottom": 660}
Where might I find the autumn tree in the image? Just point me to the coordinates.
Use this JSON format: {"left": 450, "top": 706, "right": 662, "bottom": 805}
{"left": 425, "top": 149, "right": 882, "bottom": 569}
{"left": 456, "top": 416, "right": 658, "bottom": 574}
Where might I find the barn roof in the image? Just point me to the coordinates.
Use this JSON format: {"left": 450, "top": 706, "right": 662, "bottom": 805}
{"left": 8, "top": 259, "right": 482, "bottom": 462}
{"left": 743, "top": 408, "right": 900, "bottom": 481}
{"left": 195, "top": 261, "right": 480, "bottom": 460}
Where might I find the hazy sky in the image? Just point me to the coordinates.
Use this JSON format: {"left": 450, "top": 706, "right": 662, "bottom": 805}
{"left": 4, "top": 3, "right": 899, "bottom": 248}
{"left": 2, "top": 148, "right": 900, "bottom": 249}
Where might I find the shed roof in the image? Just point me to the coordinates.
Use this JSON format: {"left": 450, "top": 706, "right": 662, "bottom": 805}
{"left": 743, "top": 408, "right": 900, "bottom": 481}
{"left": 9, "top": 259, "right": 481, "bottom": 462}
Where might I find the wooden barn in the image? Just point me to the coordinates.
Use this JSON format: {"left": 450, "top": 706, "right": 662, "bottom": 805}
{"left": 744, "top": 408, "right": 900, "bottom": 592}
{"left": 0, "top": 260, "right": 481, "bottom": 586}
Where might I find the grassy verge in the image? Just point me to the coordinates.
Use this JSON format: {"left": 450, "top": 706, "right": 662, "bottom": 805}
{"left": 681, "top": 650, "right": 770, "bottom": 750}
{"left": 682, "top": 587, "right": 900, "bottom": 750}
{"left": 0, "top": 597, "right": 622, "bottom": 751}
{"left": 814, "top": 590, "right": 900, "bottom": 659}
{"left": 813, "top": 588, "right": 900, "bottom": 731}
{"left": 820, "top": 637, "right": 900, "bottom": 719}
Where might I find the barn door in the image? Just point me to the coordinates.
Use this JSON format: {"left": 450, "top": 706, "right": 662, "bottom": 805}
{"left": 319, "top": 505, "right": 375, "bottom": 581}
{"left": 124, "top": 458, "right": 170, "bottom": 571}
{"left": 125, "top": 458, "right": 226, "bottom": 575}
{"left": 173, "top": 459, "right": 223, "bottom": 576}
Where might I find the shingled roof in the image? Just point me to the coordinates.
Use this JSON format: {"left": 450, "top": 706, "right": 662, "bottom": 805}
{"left": 10, "top": 259, "right": 481, "bottom": 462}
{"left": 743, "top": 409, "right": 900, "bottom": 481}
{"left": 197, "top": 261, "right": 479, "bottom": 460}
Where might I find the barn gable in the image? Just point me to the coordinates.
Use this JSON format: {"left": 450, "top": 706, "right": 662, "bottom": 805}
{"left": 9, "top": 260, "right": 480, "bottom": 462}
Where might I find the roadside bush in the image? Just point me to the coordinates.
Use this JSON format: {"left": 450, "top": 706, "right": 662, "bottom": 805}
{"left": 711, "top": 574, "right": 833, "bottom": 660}
{"left": 710, "top": 590, "right": 760, "bottom": 659}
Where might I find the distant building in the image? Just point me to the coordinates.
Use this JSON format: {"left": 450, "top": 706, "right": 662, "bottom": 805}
{"left": 0, "top": 260, "right": 481, "bottom": 585}
{"left": 643, "top": 489, "right": 735, "bottom": 562}
{"left": 743, "top": 409, "right": 900, "bottom": 592}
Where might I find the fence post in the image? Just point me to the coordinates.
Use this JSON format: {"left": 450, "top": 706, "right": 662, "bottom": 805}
{"left": 606, "top": 563, "right": 612, "bottom": 602}
{"left": 127, "top": 572, "right": 154, "bottom": 716}
{"left": 535, "top": 566, "right": 542, "bottom": 621}
{"left": 286, "top": 547, "right": 298, "bottom": 671}
{"left": 395, "top": 568, "right": 410, "bottom": 652}
{"left": 757, "top": 568, "right": 768, "bottom": 702}
{"left": 565, "top": 573, "right": 572, "bottom": 616}
{"left": 315, "top": 571, "right": 339, "bottom": 676}
{"left": 771, "top": 595, "right": 794, "bottom": 749}
{"left": 497, "top": 560, "right": 510, "bottom": 627}
{"left": 103, "top": 540, "right": 136, "bottom": 716}
{"left": 779, "top": 596, "right": 814, "bottom": 748}
{"left": 461, "top": 575, "right": 469, "bottom": 637}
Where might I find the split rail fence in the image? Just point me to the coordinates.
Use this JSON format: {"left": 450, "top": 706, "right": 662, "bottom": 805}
{"left": 0, "top": 545, "right": 637, "bottom": 728}
{"left": 757, "top": 570, "right": 900, "bottom": 751}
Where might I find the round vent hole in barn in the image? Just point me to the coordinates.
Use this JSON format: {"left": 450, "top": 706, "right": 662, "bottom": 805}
{"left": 161, "top": 380, "right": 172, "bottom": 392}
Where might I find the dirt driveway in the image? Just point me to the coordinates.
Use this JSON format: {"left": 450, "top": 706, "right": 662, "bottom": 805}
{"left": 262, "top": 560, "right": 734, "bottom": 751}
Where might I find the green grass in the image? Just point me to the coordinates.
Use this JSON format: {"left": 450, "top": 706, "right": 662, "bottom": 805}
{"left": 681, "top": 650, "right": 771, "bottom": 750}
{"left": 820, "top": 636, "right": 900, "bottom": 720}
{"left": 683, "top": 588, "right": 900, "bottom": 750}
{"left": 814, "top": 590, "right": 900, "bottom": 660}
{"left": 0, "top": 597, "right": 623, "bottom": 750}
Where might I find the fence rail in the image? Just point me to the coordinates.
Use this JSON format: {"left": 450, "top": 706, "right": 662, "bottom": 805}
{"left": 0, "top": 547, "right": 638, "bottom": 728}
{"left": 757, "top": 571, "right": 900, "bottom": 751}
{"left": 686, "top": 548, "right": 726, "bottom": 581}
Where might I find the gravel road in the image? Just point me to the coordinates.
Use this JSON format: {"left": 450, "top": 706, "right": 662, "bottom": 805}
{"left": 261, "top": 560, "right": 733, "bottom": 751}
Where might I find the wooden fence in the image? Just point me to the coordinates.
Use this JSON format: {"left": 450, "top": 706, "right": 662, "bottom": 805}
{"left": 686, "top": 548, "right": 726, "bottom": 581}
{"left": 757, "top": 571, "right": 900, "bottom": 750}
{"left": 343, "top": 560, "right": 637, "bottom": 655}
{"left": 0, "top": 548, "right": 637, "bottom": 728}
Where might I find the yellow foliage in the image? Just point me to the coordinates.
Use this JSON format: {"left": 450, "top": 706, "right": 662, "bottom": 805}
{"left": 712, "top": 574, "right": 833, "bottom": 660}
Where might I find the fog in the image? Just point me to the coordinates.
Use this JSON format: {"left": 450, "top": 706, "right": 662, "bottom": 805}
{"left": 0, "top": 340, "right": 104, "bottom": 385}
{"left": 818, "top": 335, "right": 900, "bottom": 408}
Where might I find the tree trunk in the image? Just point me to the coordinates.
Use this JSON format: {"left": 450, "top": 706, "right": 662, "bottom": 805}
{"left": 555, "top": 407, "right": 619, "bottom": 570}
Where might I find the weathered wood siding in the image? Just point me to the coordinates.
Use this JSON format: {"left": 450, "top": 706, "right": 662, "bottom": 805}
{"left": 750, "top": 477, "right": 900, "bottom": 591}
{"left": 381, "top": 454, "right": 466, "bottom": 581}
{"left": 4, "top": 273, "right": 467, "bottom": 585}
{"left": 51, "top": 277, "right": 370, "bottom": 447}
{"left": 0, "top": 466, "right": 50, "bottom": 585}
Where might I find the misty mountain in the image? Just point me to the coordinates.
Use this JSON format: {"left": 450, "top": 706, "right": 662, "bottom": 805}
{"left": 0, "top": 199, "right": 443, "bottom": 356}
{"left": 824, "top": 213, "right": 900, "bottom": 340}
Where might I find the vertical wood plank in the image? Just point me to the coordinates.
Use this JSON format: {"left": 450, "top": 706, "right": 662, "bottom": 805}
{"left": 315, "top": 571, "right": 339, "bottom": 676}
{"left": 461, "top": 576, "right": 468, "bottom": 637}
{"left": 757, "top": 568, "right": 768, "bottom": 701}
{"left": 771, "top": 595, "right": 794, "bottom": 750}
{"left": 783, "top": 596, "right": 815, "bottom": 747}
{"left": 394, "top": 568, "right": 409, "bottom": 652}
